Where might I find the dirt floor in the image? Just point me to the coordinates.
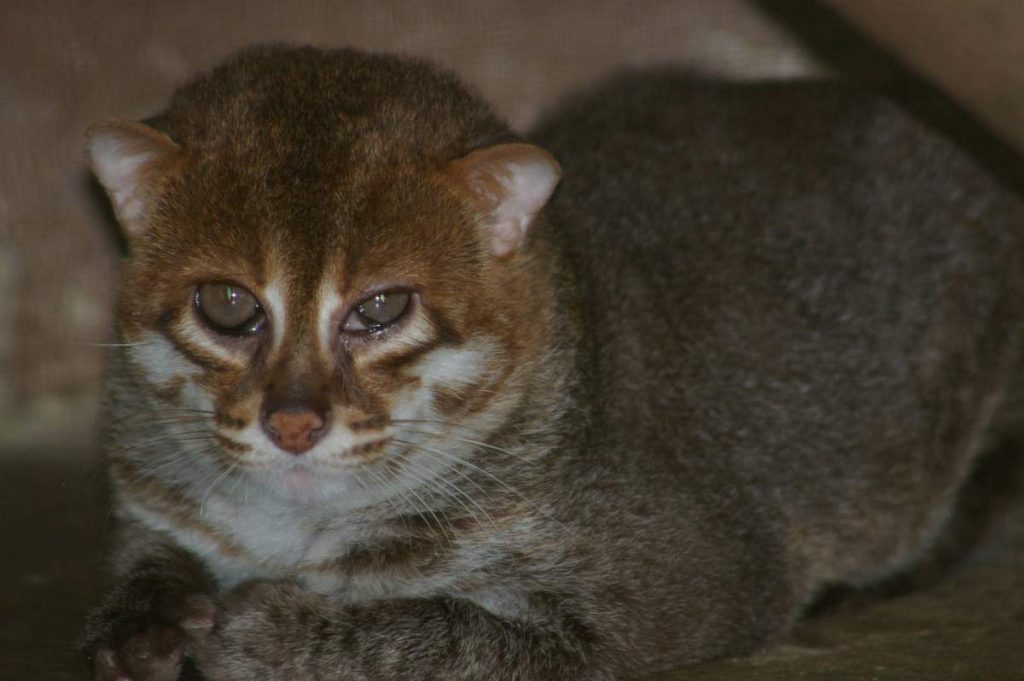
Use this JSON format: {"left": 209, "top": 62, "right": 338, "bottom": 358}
{"left": 3, "top": 452, "right": 1022, "bottom": 680}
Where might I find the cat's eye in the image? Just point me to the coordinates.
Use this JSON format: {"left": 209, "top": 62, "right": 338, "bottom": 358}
{"left": 195, "top": 283, "right": 266, "bottom": 336}
{"left": 343, "top": 290, "right": 411, "bottom": 333}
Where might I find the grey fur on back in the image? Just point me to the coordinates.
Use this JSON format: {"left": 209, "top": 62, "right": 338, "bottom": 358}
{"left": 528, "top": 74, "right": 1024, "bottom": 664}
{"left": 80, "top": 51, "right": 1024, "bottom": 680}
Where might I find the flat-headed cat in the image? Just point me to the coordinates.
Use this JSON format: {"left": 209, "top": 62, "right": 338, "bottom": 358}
{"left": 81, "top": 45, "right": 1024, "bottom": 680}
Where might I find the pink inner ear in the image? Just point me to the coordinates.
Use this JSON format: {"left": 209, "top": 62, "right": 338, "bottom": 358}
{"left": 89, "top": 140, "right": 157, "bottom": 223}
{"left": 490, "top": 221, "right": 525, "bottom": 257}
{"left": 85, "top": 120, "right": 180, "bottom": 237}
{"left": 447, "top": 143, "right": 562, "bottom": 257}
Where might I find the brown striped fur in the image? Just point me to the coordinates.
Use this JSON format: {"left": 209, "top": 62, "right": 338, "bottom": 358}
{"left": 81, "top": 46, "right": 1024, "bottom": 681}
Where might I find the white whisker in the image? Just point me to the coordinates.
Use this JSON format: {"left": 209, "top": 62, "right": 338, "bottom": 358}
{"left": 396, "top": 440, "right": 498, "bottom": 510}
{"left": 362, "top": 467, "right": 418, "bottom": 537}
{"left": 391, "top": 419, "right": 532, "bottom": 461}
{"left": 391, "top": 431, "right": 571, "bottom": 534}
{"left": 398, "top": 469, "right": 455, "bottom": 540}
{"left": 392, "top": 448, "right": 494, "bottom": 530}
{"left": 392, "top": 432, "right": 526, "bottom": 500}
{"left": 200, "top": 461, "right": 239, "bottom": 520}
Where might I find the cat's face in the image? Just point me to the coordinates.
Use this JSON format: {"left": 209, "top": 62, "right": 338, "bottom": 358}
{"left": 89, "top": 117, "right": 560, "bottom": 505}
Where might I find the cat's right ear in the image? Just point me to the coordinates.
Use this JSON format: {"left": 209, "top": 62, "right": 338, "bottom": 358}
{"left": 84, "top": 120, "right": 182, "bottom": 239}
{"left": 446, "top": 143, "right": 561, "bottom": 258}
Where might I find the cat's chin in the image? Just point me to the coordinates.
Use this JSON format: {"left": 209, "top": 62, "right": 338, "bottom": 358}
{"left": 257, "top": 459, "right": 370, "bottom": 505}
{"left": 253, "top": 454, "right": 389, "bottom": 507}
{"left": 279, "top": 463, "right": 320, "bottom": 494}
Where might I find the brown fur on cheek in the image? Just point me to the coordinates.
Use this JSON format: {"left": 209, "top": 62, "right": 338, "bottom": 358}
{"left": 330, "top": 352, "right": 388, "bottom": 415}
{"left": 202, "top": 373, "right": 264, "bottom": 435}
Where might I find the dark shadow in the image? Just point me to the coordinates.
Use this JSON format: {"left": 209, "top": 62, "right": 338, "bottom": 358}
{"left": 82, "top": 169, "right": 130, "bottom": 257}
{"left": 755, "top": 0, "right": 1024, "bottom": 192}
{"left": 743, "top": 2, "right": 1024, "bottom": 618}
{"left": 805, "top": 436, "right": 1024, "bottom": 618}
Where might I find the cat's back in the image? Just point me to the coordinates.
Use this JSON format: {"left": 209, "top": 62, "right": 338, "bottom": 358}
{"left": 531, "top": 75, "right": 1024, "bottom": 389}
{"left": 533, "top": 74, "right": 1023, "bottom": 273}
{"left": 531, "top": 74, "right": 1024, "bottom": 536}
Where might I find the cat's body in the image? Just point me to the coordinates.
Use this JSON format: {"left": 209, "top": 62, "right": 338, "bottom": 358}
{"left": 82, "top": 47, "right": 1024, "bottom": 680}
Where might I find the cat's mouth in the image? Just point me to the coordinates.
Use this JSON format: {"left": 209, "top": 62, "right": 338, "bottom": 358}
{"left": 253, "top": 435, "right": 396, "bottom": 498}
{"left": 229, "top": 434, "right": 394, "bottom": 466}
{"left": 215, "top": 424, "right": 460, "bottom": 503}
{"left": 278, "top": 460, "right": 320, "bottom": 494}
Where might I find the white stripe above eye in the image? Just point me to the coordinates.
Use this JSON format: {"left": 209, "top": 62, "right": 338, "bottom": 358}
{"left": 355, "top": 313, "right": 435, "bottom": 367}
{"left": 318, "top": 280, "right": 343, "bottom": 359}
{"left": 262, "top": 281, "right": 288, "bottom": 352}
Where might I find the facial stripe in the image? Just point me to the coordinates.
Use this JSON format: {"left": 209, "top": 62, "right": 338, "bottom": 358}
{"left": 214, "top": 433, "right": 252, "bottom": 453}
{"left": 169, "top": 317, "right": 248, "bottom": 370}
{"left": 414, "top": 338, "right": 498, "bottom": 389}
{"left": 330, "top": 351, "right": 385, "bottom": 415}
{"left": 316, "top": 279, "right": 343, "bottom": 358}
{"left": 214, "top": 410, "right": 248, "bottom": 429}
{"left": 369, "top": 337, "right": 443, "bottom": 373}
{"left": 427, "top": 307, "right": 464, "bottom": 346}
{"left": 353, "top": 313, "right": 434, "bottom": 367}
{"left": 152, "top": 376, "right": 187, "bottom": 404}
{"left": 126, "top": 331, "right": 215, "bottom": 413}
{"left": 263, "top": 280, "right": 288, "bottom": 353}
{"left": 386, "top": 339, "right": 503, "bottom": 454}
{"left": 348, "top": 414, "right": 390, "bottom": 432}
{"left": 355, "top": 303, "right": 469, "bottom": 377}
{"left": 110, "top": 458, "right": 250, "bottom": 560}
{"left": 432, "top": 378, "right": 503, "bottom": 417}
{"left": 126, "top": 331, "right": 196, "bottom": 386}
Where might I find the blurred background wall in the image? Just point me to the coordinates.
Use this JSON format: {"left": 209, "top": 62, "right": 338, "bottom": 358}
{"left": 1, "top": 0, "right": 1022, "bottom": 456}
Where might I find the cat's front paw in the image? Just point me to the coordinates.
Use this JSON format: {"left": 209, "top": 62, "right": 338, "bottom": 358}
{"left": 83, "top": 593, "right": 215, "bottom": 681}
{"left": 194, "top": 580, "right": 331, "bottom": 681}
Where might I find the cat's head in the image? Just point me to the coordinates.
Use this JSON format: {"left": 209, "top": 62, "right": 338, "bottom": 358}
{"left": 86, "top": 47, "right": 563, "bottom": 504}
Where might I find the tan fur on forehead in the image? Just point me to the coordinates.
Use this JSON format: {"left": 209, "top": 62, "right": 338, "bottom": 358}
{"left": 336, "top": 173, "right": 484, "bottom": 286}
{"left": 151, "top": 45, "right": 507, "bottom": 169}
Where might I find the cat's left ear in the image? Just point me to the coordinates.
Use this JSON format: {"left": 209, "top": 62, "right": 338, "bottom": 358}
{"left": 446, "top": 143, "right": 561, "bottom": 257}
{"left": 84, "top": 120, "right": 182, "bottom": 239}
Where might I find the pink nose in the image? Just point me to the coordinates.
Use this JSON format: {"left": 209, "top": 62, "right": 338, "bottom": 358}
{"left": 263, "top": 409, "right": 325, "bottom": 455}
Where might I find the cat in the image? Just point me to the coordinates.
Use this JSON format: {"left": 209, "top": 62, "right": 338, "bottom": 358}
{"left": 80, "top": 45, "right": 1024, "bottom": 681}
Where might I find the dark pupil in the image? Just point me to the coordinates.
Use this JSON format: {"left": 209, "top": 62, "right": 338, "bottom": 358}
{"left": 358, "top": 292, "right": 409, "bottom": 326}
{"left": 198, "top": 283, "right": 260, "bottom": 331}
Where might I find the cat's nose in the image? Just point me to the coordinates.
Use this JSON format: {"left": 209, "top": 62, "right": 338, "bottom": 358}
{"left": 262, "top": 408, "right": 326, "bottom": 455}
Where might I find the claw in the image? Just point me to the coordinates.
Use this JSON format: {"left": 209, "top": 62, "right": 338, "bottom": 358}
{"left": 93, "top": 648, "right": 128, "bottom": 681}
{"left": 179, "top": 594, "right": 216, "bottom": 637}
